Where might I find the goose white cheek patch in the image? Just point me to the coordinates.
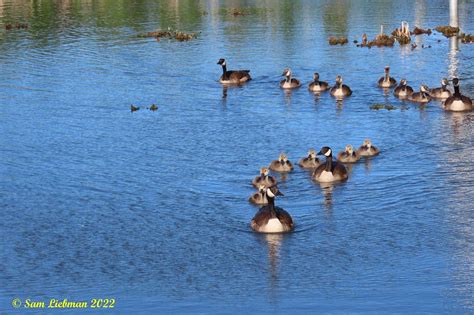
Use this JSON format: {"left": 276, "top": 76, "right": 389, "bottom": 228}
{"left": 266, "top": 189, "right": 275, "bottom": 198}
{"left": 324, "top": 149, "right": 332, "bottom": 157}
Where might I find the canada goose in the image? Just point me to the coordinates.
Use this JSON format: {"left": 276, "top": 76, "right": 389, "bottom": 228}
{"left": 252, "top": 167, "right": 277, "bottom": 188}
{"left": 409, "top": 85, "right": 431, "bottom": 103}
{"left": 378, "top": 66, "right": 397, "bottom": 88}
{"left": 308, "top": 72, "right": 329, "bottom": 92}
{"left": 251, "top": 186, "right": 294, "bottom": 233}
{"left": 149, "top": 104, "right": 158, "bottom": 111}
{"left": 130, "top": 105, "right": 140, "bottom": 112}
{"left": 394, "top": 79, "right": 414, "bottom": 98}
{"left": 312, "top": 147, "right": 349, "bottom": 183}
{"left": 248, "top": 185, "right": 269, "bottom": 205}
{"left": 337, "top": 144, "right": 360, "bottom": 163}
{"left": 280, "top": 68, "right": 301, "bottom": 89}
{"left": 298, "top": 149, "right": 321, "bottom": 169}
{"left": 443, "top": 78, "right": 473, "bottom": 112}
{"left": 330, "top": 75, "right": 352, "bottom": 97}
{"left": 356, "top": 139, "right": 380, "bottom": 157}
{"left": 269, "top": 153, "right": 294, "bottom": 173}
{"left": 217, "top": 58, "right": 251, "bottom": 84}
{"left": 430, "top": 78, "right": 452, "bottom": 99}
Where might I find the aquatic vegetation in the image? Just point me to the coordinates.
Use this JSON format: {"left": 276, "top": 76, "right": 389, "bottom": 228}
{"left": 328, "top": 36, "right": 348, "bottom": 45}
{"left": 460, "top": 33, "right": 474, "bottom": 44}
{"left": 367, "top": 34, "right": 395, "bottom": 48}
{"left": 370, "top": 104, "right": 408, "bottom": 111}
{"left": 412, "top": 26, "right": 432, "bottom": 35}
{"left": 231, "top": 9, "right": 246, "bottom": 16}
{"left": 435, "top": 25, "right": 459, "bottom": 37}
{"left": 4, "top": 22, "right": 28, "bottom": 30}
{"left": 392, "top": 21, "right": 411, "bottom": 45}
{"left": 138, "top": 30, "right": 198, "bottom": 42}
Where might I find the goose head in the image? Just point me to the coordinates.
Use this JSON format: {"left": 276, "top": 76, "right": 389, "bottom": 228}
{"left": 452, "top": 77, "right": 459, "bottom": 87}
{"left": 265, "top": 186, "right": 284, "bottom": 198}
{"left": 217, "top": 58, "right": 226, "bottom": 66}
{"left": 420, "top": 84, "right": 429, "bottom": 93}
{"left": 363, "top": 139, "right": 372, "bottom": 149}
{"left": 384, "top": 66, "right": 390, "bottom": 74}
{"left": 441, "top": 78, "right": 449, "bottom": 87}
{"left": 278, "top": 152, "right": 289, "bottom": 164}
{"left": 400, "top": 78, "right": 407, "bottom": 86}
{"left": 317, "top": 146, "right": 333, "bottom": 157}
{"left": 282, "top": 68, "right": 291, "bottom": 77}
{"left": 313, "top": 72, "right": 320, "bottom": 81}
{"left": 308, "top": 149, "right": 316, "bottom": 159}
{"left": 345, "top": 144, "right": 354, "bottom": 154}
{"left": 260, "top": 167, "right": 269, "bottom": 177}
{"left": 335, "top": 75, "right": 343, "bottom": 86}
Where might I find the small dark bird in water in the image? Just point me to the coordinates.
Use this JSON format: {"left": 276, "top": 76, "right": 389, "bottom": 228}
{"left": 149, "top": 104, "right": 158, "bottom": 111}
{"left": 131, "top": 105, "right": 140, "bottom": 112}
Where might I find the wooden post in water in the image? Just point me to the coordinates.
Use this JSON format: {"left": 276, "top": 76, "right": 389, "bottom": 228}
{"left": 449, "top": 0, "right": 458, "bottom": 28}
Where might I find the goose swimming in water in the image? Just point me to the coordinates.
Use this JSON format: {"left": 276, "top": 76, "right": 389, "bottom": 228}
{"left": 248, "top": 185, "right": 269, "bottom": 205}
{"left": 378, "top": 66, "right": 397, "bottom": 88}
{"left": 269, "top": 153, "right": 294, "bottom": 173}
{"left": 308, "top": 72, "right": 329, "bottom": 92}
{"left": 443, "top": 78, "right": 473, "bottom": 112}
{"left": 280, "top": 68, "right": 301, "bottom": 89}
{"left": 252, "top": 167, "right": 277, "bottom": 188}
{"left": 409, "top": 85, "right": 431, "bottom": 103}
{"left": 251, "top": 186, "right": 294, "bottom": 233}
{"left": 337, "top": 144, "right": 360, "bottom": 163}
{"left": 298, "top": 149, "right": 321, "bottom": 169}
{"left": 356, "top": 139, "right": 380, "bottom": 157}
{"left": 217, "top": 58, "right": 251, "bottom": 84}
{"left": 330, "top": 75, "right": 352, "bottom": 97}
{"left": 394, "top": 79, "right": 414, "bottom": 98}
{"left": 312, "top": 147, "right": 349, "bottom": 183}
{"left": 430, "top": 78, "right": 451, "bottom": 100}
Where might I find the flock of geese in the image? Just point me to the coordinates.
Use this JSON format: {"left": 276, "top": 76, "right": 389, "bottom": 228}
{"left": 216, "top": 58, "right": 473, "bottom": 234}
{"left": 217, "top": 58, "right": 473, "bottom": 111}
{"left": 248, "top": 141, "right": 379, "bottom": 233}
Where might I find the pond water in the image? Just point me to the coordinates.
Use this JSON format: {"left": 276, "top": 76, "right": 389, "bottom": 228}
{"left": 1, "top": 0, "right": 473, "bottom": 313}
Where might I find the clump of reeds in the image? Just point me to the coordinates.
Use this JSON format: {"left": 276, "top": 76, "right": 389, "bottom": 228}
{"left": 328, "top": 36, "right": 348, "bottom": 45}
{"left": 435, "top": 25, "right": 459, "bottom": 37}
{"left": 391, "top": 21, "right": 411, "bottom": 45}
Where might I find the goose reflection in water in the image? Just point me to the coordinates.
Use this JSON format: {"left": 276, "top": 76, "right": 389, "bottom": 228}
{"left": 319, "top": 182, "right": 334, "bottom": 210}
{"left": 265, "top": 233, "right": 283, "bottom": 292}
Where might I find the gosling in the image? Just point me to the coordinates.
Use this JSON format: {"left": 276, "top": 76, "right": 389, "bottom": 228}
{"left": 298, "top": 149, "right": 321, "bottom": 169}
{"left": 378, "top": 66, "right": 397, "bottom": 88}
{"left": 337, "top": 144, "right": 361, "bottom": 163}
{"left": 280, "top": 68, "right": 301, "bottom": 89}
{"left": 356, "top": 139, "right": 380, "bottom": 157}
{"left": 252, "top": 167, "right": 277, "bottom": 188}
